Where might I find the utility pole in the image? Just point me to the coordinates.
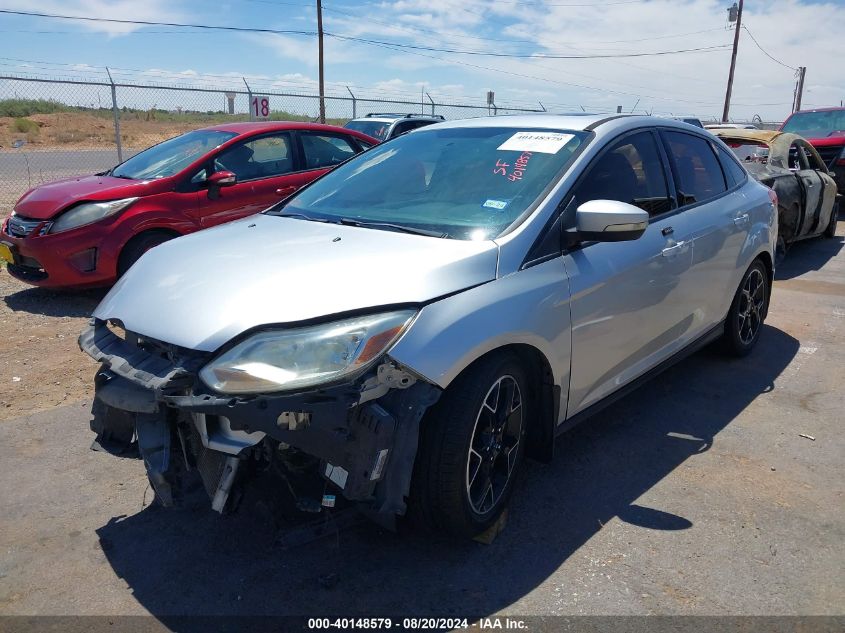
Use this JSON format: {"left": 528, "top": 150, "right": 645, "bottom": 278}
{"left": 722, "top": 0, "right": 743, "bottom": 123}
{"left": 317, "top": 0, "right": 326, "bottom": 123}
{"left": 793, "top": 66, "right": 806, "bottom": 113}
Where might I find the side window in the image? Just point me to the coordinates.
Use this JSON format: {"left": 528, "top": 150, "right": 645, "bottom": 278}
{"left": 571, "top": 130, "right": 672, "bottom": 217}
{"left": 214, "top": 133, "right": 293, "bottom": 181}
{"left": 715, "top": 145, "right": 747, "bottom": 188}
{"left": 391, "top": 121, "right": 415, "bottom": 137}
{"left": 663, "top": 131, "right": 727, "bottom": 205}
{"left": 301, "top": 133, "right": 358, "bottom": 169}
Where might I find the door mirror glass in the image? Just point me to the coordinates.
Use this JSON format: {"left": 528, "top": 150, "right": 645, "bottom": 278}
{"left": 575, "top": 199, "right": 649, "bottom": 242}
{"left": 206, "top": 170, "right": 237, "bottom": 187}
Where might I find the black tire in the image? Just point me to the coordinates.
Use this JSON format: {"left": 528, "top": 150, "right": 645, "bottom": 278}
{"left": 823, "top": 202, "right": 839, "bottom": 238}
{"left": 410, "top": 353, "right": 529, "bottom": 538}
{"left": 721, "top": 259, "right": 769, "bottom": 357}
{"left": 117, "top": 231, "right": 175, "bottom": 277}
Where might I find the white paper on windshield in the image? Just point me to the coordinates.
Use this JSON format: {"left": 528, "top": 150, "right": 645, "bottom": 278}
{"left": 497, "top": 131, "right": 575, "bottom": 154}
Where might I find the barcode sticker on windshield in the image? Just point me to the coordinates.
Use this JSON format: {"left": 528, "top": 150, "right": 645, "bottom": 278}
{"left": 483, "top": 199, "right": 508, "bottom": 209}
{"left": 498, "top": 132, "right": 574, "bottom": 154}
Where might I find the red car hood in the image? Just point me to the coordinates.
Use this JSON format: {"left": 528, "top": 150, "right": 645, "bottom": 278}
{"left": 13, "top": 175, "right": 167, "bottom": 220}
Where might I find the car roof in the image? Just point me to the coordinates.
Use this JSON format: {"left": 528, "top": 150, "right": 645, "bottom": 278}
{"left": 420, "top": 114, "right": 710, "bottom": 135}
{"left": 790, "top": 106, "right": 845, "bottom": 114}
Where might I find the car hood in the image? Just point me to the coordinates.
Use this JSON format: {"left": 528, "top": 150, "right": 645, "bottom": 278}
{"left": 94, "top": 214, "right": 499, "bottom": 352}
{"left": 14, "top": 175, "right": 163, "bottom": 220}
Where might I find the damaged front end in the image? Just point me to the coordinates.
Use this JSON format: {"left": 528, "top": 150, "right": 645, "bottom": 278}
{"left": 79, "top": 318, "right": 441, "bottom": 526}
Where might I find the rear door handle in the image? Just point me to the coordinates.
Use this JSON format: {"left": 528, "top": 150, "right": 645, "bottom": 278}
{"left": 661, "top": 240, "right": 687, "bottom": 257}
{"left": 276, "top": 186, "right": 298, "bottom": 197}
{"left": 733, "top": 212, "right": 750, "bottom": 226}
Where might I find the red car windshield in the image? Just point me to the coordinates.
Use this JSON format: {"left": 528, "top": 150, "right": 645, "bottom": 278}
{"left": 112, "top": 129, "right": 237, "bottom": 180}
{"left": 782, "top": 110, "right": 845, "bottom": 139}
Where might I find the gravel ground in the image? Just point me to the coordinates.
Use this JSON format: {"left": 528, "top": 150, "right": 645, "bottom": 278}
{"left": 0, "top": 223, "right": 843, "bottom": 623}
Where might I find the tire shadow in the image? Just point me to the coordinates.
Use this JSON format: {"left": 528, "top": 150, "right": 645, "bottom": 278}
{"left": 95, "top": 325, "right": 798, "bottom": 621}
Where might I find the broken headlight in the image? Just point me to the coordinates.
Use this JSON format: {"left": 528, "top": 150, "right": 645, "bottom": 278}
{"left": 199, "top": 310, "right": 416, "bottom": 394}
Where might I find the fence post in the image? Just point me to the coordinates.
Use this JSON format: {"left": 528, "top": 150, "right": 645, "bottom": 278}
{"left": 346, "top": 86, "right": 356, "bottom": 119}
{"left": 243, "top": 77, "right": 253, "bottom": 121}
{"left": 105, "top": 67, "right": 123, "bottom": 163}
{"left": 426, "top": 92, "right": 435, "bottom": 116}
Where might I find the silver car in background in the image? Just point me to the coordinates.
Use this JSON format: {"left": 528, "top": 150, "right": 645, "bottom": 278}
{"left": 81, "top": 115, "right": 777, "bottom": 539}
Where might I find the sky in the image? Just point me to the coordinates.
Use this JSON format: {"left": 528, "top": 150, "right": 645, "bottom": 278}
{"left": 0, "top": 0, "right": 843, "bottom": 122}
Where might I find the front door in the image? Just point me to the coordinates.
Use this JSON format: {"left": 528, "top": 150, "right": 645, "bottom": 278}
{"left": 563, "top": 129, "right": 693, "bottom": 416}
{"left": 197, "top": 132, "right": 310, "bottom": 228}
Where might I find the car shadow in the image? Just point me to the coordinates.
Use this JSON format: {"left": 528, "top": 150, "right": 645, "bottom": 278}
{"left": 95, "top": 325, "right": 798, "bottom": 622}
{"left": 2, "top": 285, "right": 106, "bottom": 318}
{"left": 776, "top": 221, "right": 843, "bottom": 281}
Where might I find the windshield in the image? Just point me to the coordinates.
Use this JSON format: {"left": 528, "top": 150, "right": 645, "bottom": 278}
{"left": 273, "top": 126, "right": 588, "bottom": 240}
{"left": 344, "top": 120, "right": 392, "bottom": 141}
{"left": 782, "top": 110, "right": 845, "bottom": 138}
{"left": 112, "top": 129, "right": 237, "bottom": 180}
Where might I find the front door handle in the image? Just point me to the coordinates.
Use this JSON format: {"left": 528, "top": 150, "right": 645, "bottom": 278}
{"left": 276, "top": 186, "right": 298, "bottom": 197}
{"left": 733, "top": 212, "right": 750, "bottom": 226}
{"left": 661, "top": 240, "right": 687, "bottom": 257}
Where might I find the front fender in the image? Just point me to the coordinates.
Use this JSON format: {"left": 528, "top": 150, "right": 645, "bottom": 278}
{"left": 390, "top": 258, "right": 572, "bottom": 414}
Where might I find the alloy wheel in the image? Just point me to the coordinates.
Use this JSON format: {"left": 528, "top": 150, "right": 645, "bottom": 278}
{"left": 737, "top": 268, "right": 765, "bottom": 345}
{"left": 465, "top": 375, "right": 524, "bottom": 515}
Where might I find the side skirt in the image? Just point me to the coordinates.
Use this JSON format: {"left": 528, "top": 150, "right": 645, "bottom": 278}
{"left": 556, "top": 321, "right": 725, "bottom": 436}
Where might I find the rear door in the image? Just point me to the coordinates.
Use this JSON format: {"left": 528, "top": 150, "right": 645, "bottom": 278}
{"left": 659, "top": 130, "right": 746, "bottom": 331}
{"left": 564, "top": 128, "right": 693, "bottom": 415}
{"left": 196, "top": 131, "right": 311, "bottom": 227}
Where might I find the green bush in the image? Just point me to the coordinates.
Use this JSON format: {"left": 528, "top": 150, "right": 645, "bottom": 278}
{"left": 0, "top": 98, "right": 73, "bottom": 118}
{"left": 11, "top": 118, "right": 39, "bottom": 134}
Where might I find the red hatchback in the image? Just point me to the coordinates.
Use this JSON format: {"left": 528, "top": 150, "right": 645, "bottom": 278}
{"left": 0, "top": 122, "right": 376, "bottom": 289}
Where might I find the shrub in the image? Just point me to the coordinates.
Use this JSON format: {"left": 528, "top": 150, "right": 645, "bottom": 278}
{"left": 11, "top": 118, "right": 39, "bottom": 134}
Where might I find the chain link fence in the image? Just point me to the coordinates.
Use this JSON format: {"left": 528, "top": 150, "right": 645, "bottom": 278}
{"left": 0, "top": 75, "right": 545, "bottom": 208}
{"left": 0, "top": 75, "right": 784, "bottom": 208}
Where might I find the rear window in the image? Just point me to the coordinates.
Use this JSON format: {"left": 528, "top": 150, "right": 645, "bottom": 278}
{"left": 663, "top": 131, "right": 727, "bottom": 205}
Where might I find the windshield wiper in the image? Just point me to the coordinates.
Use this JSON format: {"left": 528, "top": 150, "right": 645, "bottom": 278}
{"left": 338, "top": 218, "right": 448, "bottom": 238}
{"left": 271, "top": 211, "right": 333, "bottom": 223}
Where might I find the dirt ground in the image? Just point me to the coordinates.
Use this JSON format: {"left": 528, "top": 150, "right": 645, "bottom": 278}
{"left": 0, "top": 267, "right": 102, "bottom": 420}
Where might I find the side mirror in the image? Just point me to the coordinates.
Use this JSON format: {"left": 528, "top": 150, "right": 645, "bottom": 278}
{"left": 206, "top": 170, "right": 237, "bottom": 187}
{"left": 573, "top": 199, "right": 649, "bottom": 242}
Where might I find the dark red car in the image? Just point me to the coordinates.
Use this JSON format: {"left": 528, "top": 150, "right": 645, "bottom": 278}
{"left": 780, "top": 107, "right": 845, "bottom": 194}
{"left": 0, "top": 122, "right": 376, "bottom": 289}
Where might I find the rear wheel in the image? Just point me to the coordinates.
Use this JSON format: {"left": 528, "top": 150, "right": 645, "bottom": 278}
{"left": 117, "top": 231, "right": 175, "bottom": 277}
{"left": 411, "top": 353, "right": 529, "bottom": 538}
{"left": 721, "top": 259, "right": 769, "bottom": 357}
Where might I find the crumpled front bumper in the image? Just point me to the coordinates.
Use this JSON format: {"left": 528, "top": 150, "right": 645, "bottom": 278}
{"left": 79, "top": 319, "right": 441, "bottom": 520}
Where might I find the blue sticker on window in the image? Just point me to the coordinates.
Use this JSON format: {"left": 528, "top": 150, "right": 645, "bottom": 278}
{"left": 482, "top": 199, "right": 508, "bottom": 210}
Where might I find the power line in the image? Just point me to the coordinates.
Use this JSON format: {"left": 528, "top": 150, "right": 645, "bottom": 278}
{"left": 0, "top": 8, "right": 730, "bottom": 60}
{"left": 742, "top": 24, "right": 797, "bottom": 71}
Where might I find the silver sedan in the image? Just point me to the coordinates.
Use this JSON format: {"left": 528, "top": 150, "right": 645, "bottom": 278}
{"left": 81, "top": 114, "right": 777, "bottom": 539}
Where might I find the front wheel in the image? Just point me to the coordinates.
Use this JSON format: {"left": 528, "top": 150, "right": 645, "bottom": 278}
{"left": 411, "top": 353, "right": 529, "bottom": 538}
{"left": 721, "top": 259, "right": 769, "bottom": 357}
